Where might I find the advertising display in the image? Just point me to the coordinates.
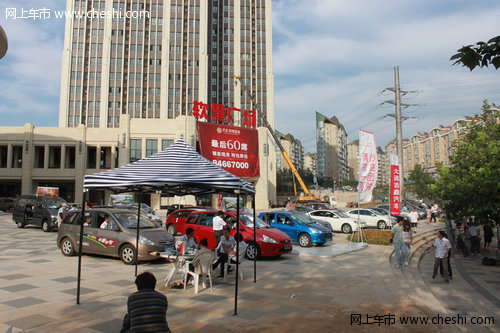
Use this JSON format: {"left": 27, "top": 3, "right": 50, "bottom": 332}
{"left": 197, "top": 122, "right": 259, "bottom": 178}
{"left": 109, "top": 194, "right": 134, "bottom": 206}
{"left": 36, "top": 186, "right": 59, "bottom": 197}
{"left": 357, "top": 130, "right": 378, "bottom": 203}
{"left": 390, "top": 154, "right": 401, "bottom": 216}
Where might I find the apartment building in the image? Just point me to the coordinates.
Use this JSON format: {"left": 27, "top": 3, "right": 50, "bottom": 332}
{"left": 316, "top": 112, "right": 348, "bottom": 182}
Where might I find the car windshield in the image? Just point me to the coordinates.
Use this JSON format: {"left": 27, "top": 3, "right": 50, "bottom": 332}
{"left": 289, "top": 212, "right": 313, "bottom": 225}
{"left": 371, "top": 210, "right": 385, "bottom": 216}
{"left": 113, "top": 212, "right": 157, "bottom": 229}
{"left": 238, "top": 214, "right": 270, "bottom": 228}
{"left": 373, "top": 208, "right": 389, "bottom": 215}
{"left": 334, "top": 210, "right": 349, "bottom": 218}
{"left": 43, "top": 197, "right": 67, "bottom": 208}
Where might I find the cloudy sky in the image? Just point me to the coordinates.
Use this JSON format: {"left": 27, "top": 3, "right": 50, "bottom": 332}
{"left": 1, "top": 0, "right": 500, "bottom": 153}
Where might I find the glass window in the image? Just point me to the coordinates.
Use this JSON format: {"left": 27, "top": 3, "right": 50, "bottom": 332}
{"left": 161, "top": 139, "right": 173, "bottom": 150}
{"left": 130, "top": 139, "right": 142, "bottom": 162}
{"left": 146, "top": 139, "right": 158, "bottom": 157}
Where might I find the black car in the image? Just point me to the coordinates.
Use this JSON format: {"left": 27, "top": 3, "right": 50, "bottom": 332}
{"left": 12, "top": 195, "right": 67, "bottom": 232}
{"left": 0, "top": 197, "right": 15, "bottom": 212}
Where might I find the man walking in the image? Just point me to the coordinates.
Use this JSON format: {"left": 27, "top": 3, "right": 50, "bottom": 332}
{"left": 427, "top": 231, "right": 451, "bottom": 283}
{"left": 409, "top": 208, "right": 419, "bottom": 232}
{"left": 212, "top": 211, "right": 226, "bottom": 246}
{"left": 430, "top": 203, "right": 439, "bottom": 223}
{"left": 468, "top": 224, "right": 481, "bottom": 256}
{"left": 391, "top": 217, "right": 406, "bottom": 268}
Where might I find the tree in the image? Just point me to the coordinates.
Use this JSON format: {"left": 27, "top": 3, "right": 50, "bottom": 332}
{"left": 407, "top": 164, "right": 435, "bottom": 199}
{"left": 432, "top": 101, "right": 499, "bottom": 227}
{"left": 450, "top": 36, "right": 500, "bottom": 70}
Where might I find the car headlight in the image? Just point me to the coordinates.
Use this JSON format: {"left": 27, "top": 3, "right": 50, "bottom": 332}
{"left": 139, "top": 236, "right": 157, "bottom": 246}
{"left": 262, "top": 235, "right": 278, "bottom": 244}
{"left": 310, "top": 228, "right": 320, "bottom": 234}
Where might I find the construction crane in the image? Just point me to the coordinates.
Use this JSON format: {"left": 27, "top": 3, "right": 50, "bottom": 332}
{"left": 234, "top": 75, "right": 316, "bottom": 201}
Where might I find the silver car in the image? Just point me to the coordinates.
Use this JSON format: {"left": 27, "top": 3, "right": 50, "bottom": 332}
{"left": 57, "top": 208, "right": 174, "bottom": 264}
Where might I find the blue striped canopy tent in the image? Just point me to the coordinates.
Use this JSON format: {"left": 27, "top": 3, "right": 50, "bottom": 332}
{"left": 76, "top": 139, "right": 256, "bottom": 315}
{"left": 83, "top": 139, "right": 255, "bottom": 195}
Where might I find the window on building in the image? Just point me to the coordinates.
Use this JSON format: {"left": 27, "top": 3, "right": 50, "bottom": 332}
{"left": 48, "top": 146, "right": 61, "bottom": 168}
{"left": 130, "top": 139, "right": 142, "bottom": 162}
{"left": 65, "top": 146, "right": 76, "bottom": 169}
{"left": 162, "top": 139, "right": 173, "bottom": 150}
{"left": 146, "top": 140, "right": 158, "bottom": 157}
{"left": 87, "top": 146, "right": 97, "bottom": 169}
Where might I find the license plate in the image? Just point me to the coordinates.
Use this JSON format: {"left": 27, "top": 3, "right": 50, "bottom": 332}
{"left": 284, "top": 244, "right": 291, "bottom": 250}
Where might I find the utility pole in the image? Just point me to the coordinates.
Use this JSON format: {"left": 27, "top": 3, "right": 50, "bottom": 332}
{"left": 379, "top": 66, "right": 418, "bottom": 200}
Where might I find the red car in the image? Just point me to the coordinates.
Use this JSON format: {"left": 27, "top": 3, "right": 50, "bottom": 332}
{"left": 180, "top": 210, "right": 293, "bottom": 259}
{"left": 165, "top": 208, "right": 208, "bottom": 235}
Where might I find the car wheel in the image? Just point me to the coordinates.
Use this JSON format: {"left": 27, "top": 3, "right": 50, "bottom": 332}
{"left": 341, "top": 223, "right": 352, "bottom": 234}
{"left": 16, "top": 222, "right": 25, "bottom": 228}
{"left": 120, "top": 244, "right": 136, "bottom": 265}
{"left": 61, "top": 238, "right": 76, "bottom": 256}
{"left": 377, "top": 220, "right": 387, "bottom": 229}
{"left": 298, "top": 233, "right": 312, "bottom": 247}
{"left": 42, "top": 219, "right": 50, "bottom": 232}
{"left": 245, "top": 242, "right": 261, "bottom": 260}
{"left": 166, "top": 224, "right": 176, "bottom": 235}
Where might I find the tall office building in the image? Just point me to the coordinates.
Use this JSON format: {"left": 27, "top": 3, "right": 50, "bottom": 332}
{"left": 316, "top": 112, "right": 348, "bottom": 183}
{"left": 59, "top": 0, "right": 274, "bottom": 129}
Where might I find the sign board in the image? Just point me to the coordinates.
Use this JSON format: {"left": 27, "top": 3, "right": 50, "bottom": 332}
{"left": 390, "top": 154, "right": 401, "bottom": 216}
{"left": 109, "top": 194, "right": 134, "bottom": 206}
{"left": 197, "top": 122, "right": 260, "bottom": 178}
{"left": 357, "top": 130, "right": 378, "bottom": 203}
{"left": 37, "top": 186, "right": 59, "bottom": 197}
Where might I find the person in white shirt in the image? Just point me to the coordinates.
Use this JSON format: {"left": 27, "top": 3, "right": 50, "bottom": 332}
{"left": 213, "top": 228, "right": 236, "bottom": 277}
{"left": 229, "top": 233, "right": 247, "bottom": 264}
{"left": 212, "top": 211, "right": 226, "bottom": 245}
{"left": 100, "top": 215, "right": 112, "bottom": 229}
{"left": 426, "top": 231, "right": 451, "bottom": 282}
{"left": 430, "top": 203, "right": 439, "bottom": 223}
{"left": 57, "top": 203, "right": 68, "bottom": 228}
{"left": 409, "top": 208, "right": 419, "bottom": 232}
{"left": 178, "top": 228, "right": 198, "bottom": 251}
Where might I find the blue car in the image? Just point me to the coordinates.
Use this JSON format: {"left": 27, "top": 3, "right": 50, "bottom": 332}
{"left": 259, "top": 211, "right": 332, "bottom": 247}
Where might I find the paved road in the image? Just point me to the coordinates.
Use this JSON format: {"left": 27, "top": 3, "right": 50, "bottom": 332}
{"left": 0, "top": 213, "right": 497, "bottom": 332}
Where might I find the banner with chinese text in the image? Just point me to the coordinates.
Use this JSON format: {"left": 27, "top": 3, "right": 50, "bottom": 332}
{"left": 197, "top": 122, "right": 260, "bottom": 178}
{"left": 357, "top": 130, "right": 378, "bottom": 203}
{"left": 390, "top": 154, "right": 401, "bottom": 216}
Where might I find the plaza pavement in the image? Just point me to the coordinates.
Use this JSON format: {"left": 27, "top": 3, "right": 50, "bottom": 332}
{"left": 0, "top": 212, "right": 498, "bottom": 332}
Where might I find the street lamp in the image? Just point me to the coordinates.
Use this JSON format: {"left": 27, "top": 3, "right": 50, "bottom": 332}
{"left": 0, "top": 25, "right": 7, "bottom": 59}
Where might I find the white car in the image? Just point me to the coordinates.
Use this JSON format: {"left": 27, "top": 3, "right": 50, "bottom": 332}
{"left": 307, "top": 209, "right": 366, "bottom": 234}
{"left": 345, "top": 208, "right": 393, "bottom": 229}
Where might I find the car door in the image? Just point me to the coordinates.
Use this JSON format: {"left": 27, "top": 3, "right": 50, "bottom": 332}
{"left": 93, "top": 212, "right": 120, "bottom": 256}
{"left": 359, "top": 209, "right": 377, "bottom": 227}
{"left": 276, "top": 214, "right": 299, "bottom": 241}
{"left": 81, "top": 211, "right": 103, "bottom": 254}
{"left": 323, "top": 211, "right": 342, "bottom": 232}
{"left": 24, "top": 198, "right": 36, "bottom": 225}
{"left": 33, "top": 198, "right": 47, "bottom": 226}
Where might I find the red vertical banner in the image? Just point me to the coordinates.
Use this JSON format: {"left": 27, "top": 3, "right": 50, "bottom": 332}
{"left": 390, "top": 154, "right": 401, "bottom": 216}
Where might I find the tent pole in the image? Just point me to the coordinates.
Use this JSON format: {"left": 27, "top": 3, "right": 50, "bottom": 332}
{"left": 76, "top": 190, "right": 87, "bottom": 304}
{"left": 135, "top": 194, "right": 142, "bottom": 277}
{"left": 252, "top": 194, "right": 256, "bottom": 283}
{"left": 234, "top": 191, "right": 240, "bottom": 316}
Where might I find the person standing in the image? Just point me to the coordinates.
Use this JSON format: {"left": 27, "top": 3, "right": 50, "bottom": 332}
{"left": 468, "top": 224, "right": 481, "bottom": 256}
{"left": 430, "top": 203, "right": 439, "bottom": 223}
{"left": 409, "top": 208, "right": 419, "bottom": 232}
{"left": 483, "top": 225, "right": 493, "bottom": 253}
{"left": 454, "top": 223, "right": 470, "bottom": 257}
{"left": 391, "top": 217, "right": 406, "bottom": 269}
{"left": 57, "top": 203, "right": 68, "bottom": 228}
{"left": 212, "top": 211, "right": 226, "bottom": 246}
{"left": 121, "top": 272, "right": 170, "bottom": 333}
{"left": 426, "top": 231, "right": 451, "bottom": 283}
{"left": 213, "top": 227, "right": 236, "bottom": 277}
{"left": 439, "top": 232, "right": 453, "bottom": 279}
{"left": 402, "top": 222, "right": 413, "bottom": 267}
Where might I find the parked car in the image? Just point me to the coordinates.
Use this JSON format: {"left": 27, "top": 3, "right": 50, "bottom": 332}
{"left": 259, "top": 211, "right": 332, "bottom": 247}
{"left": 374, "top": 204, "right": 411, "bottom": 221}
{"left": 57, "top": 208, "right": 174, "bottom": 264}
{"left": 165, "top": 207, "right": 208, "bottom": 235}
{"left": 180, "top": 210, "right": 292, "bottom": 259}
{"left": 307, "top": 209, "right": 367, "bottom": 234}
{"left": 0, "top": 197, "right": 15, "bottom": 212}
{"left": 294, "top": 206, "right": 314, "bottom": 213}
{"left": 112, "top": 203, "right": 163, "bottom": 226}
{"left": 345, "top": 208, "right": 394, "bottom": 229}
{"left": 296, "top": 202, "right": 332, "bottom": 211}
{"left": 12, "top": 195, "right": 67, "bottom": 232}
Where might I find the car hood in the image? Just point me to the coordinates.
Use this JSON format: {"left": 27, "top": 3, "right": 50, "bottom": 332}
{"left": 139, "top": 229, "right": 174, "bottom": 243}
{"left": 259, "top": 227, "right": 291, "bottom": 241}
{"left": 307, "top": 223, "right": 330, "bottom": 232}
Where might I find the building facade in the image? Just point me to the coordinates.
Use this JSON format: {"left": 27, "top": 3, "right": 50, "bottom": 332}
{"left": 275, "top": 131, "right": 303, "bottom": 171}
{"left": 0, "top": 0, "right": 277, "bottom": 209}
{"left": 347, "top": 140, "right": 358, "bottom": 181}
{"left": 316, "top": 112, "right": 348, "bottom": 183}
{"left": 303, "top": 152, "right": 317, "bottom": 174}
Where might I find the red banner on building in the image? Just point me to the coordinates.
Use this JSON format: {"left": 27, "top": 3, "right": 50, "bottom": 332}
{"left": 197, "top": 122, "right": 260, "bottom": 178}
{"left": 390, "top": 154, "right": 401, "bottom": 216}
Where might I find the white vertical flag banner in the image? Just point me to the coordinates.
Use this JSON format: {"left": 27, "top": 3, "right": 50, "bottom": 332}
{"left": 358, "top": 130, "right": 378, "bottom": 203}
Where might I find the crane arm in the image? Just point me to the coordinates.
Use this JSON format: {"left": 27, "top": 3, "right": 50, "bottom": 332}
{"left": 234, "top": 75, "right": 311, "bottom": 196}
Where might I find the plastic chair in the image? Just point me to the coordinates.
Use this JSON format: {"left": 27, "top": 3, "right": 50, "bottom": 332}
{"left": 183, "top": 259, "right": 216, "bottom": 294}
{"left": 223, "top": 250, "right": 245, "bottom": 282}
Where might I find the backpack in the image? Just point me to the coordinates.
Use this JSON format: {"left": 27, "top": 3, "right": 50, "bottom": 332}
{"left": 482, "top": 257, "right": 497, "bottom": 266}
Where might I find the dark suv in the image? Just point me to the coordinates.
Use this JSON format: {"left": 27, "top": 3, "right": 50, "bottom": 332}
{"left": 12, "top": 195, "right": 67, "bottom": 232}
